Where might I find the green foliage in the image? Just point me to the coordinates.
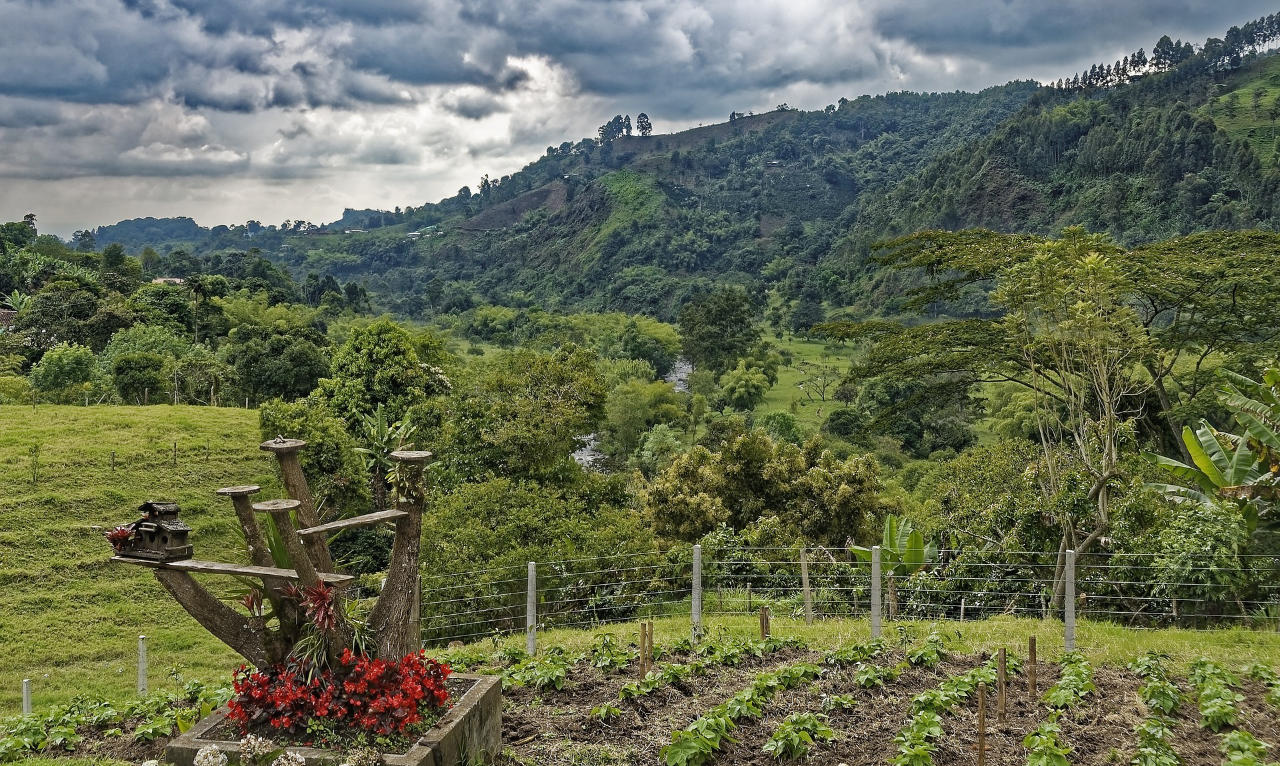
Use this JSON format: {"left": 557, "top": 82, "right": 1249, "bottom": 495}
{"left": 1044, "top": 652, "right": 1095, "bottom": 709}
{"left": 1023, "top": 721, "right": 1072, "bottom": 766}
{"left": 820, "top": 693, "right": 857, "bottom": 713}
{"left": 589, "top": 704, "right": 622, "bottom": 724}
{"left": 718, "top": 360, "right": 771, "bottom": 411}
{"left": 588, "top": 633, "right": 636, "bottom": 674}
{"left": 111, "top": 352, "right": 166, "bottom": 403}
{"left": 1220, "top": 731, "right": 1271, "bottom": 766}
{"left": 679, "top": 288, "right": 760, "bottom": 375}
{"left": 28, "top": 343, "right": 95, "bottom": 400}
{"left": 891, "top": 710, "right": 943, "bottom": 766}
{"left": 822, "top": 639, "right": 885, "bottom": 667}
{"left": 662, "top": 660, "right": 821, "bottom": 766}
{"left": 762, "top": 712, "right": 835, "bottom": 760}
{"left": 319, "top": 319, "right": 443, "bottom": 425}
{"left": 258, "top": 397, "right": 370, "bottom": 513}
{"left": 644, "top": 427, "right": 880, "bottom": 544}
{"left": 504, "top": 652, "right": 578, "bottom": 691}
{"left": 905, "top": 632, "right": 948, "bottom": 668}
{"left": 1189, "top": 659, "right": 1244, "bottom": 733}
{"left": 423, "top": 345, "right": 605, "bottom": 481}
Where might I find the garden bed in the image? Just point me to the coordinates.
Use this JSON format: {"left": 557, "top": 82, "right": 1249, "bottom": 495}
{"left": 492, "top": 636, "right": 1280, "bottom": 766}
{"left": 167, "top": 674, "right": 500, "bottom": 766}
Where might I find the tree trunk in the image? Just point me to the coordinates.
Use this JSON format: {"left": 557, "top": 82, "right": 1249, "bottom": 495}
{"left": 1149, "top": 372, "right": 1192, "bottom": 463}
{"left": 154, "top": 570, "right": 276, "bottom": 666}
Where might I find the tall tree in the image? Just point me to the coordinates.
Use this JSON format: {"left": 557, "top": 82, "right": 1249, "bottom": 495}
{"left": 678, "top": 287, "right": 760, "bottom": 374}
{"left": 636, "top": 112, "right": 653, "bottom": 136}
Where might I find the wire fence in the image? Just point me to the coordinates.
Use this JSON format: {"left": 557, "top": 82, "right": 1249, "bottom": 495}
{"left": 417, "top": 545, "right": 1280, "bottom": 648}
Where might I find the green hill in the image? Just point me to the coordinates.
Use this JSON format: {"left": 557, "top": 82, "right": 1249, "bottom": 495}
{"left": 0, "top": 405, "right": 271, "bottom": 713}
{"left": 87, "top": 17, "right": 1280, "bottom": 323}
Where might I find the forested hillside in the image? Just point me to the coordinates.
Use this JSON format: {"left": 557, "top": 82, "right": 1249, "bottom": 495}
{"left": 75, "top": 16, "right": 1280, "bottom": 325}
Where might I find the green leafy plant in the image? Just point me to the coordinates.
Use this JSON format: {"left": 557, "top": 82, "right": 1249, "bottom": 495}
{"left": 1044, "top": 652, "right": 1095, "bottom": 709}
{"left": 1188, "top": 658, "right": 1244, "bottom": 733}
{"left": 906, "top": 633, "right": 947, "bottom": 668}
{"left": 589, "top": 704, "right": 622, "bottom": 724}
{"left": 851, "top": 515, "right": 937, "bottom": 618}
{"left": 589, "top": 633, "right": 637, "bottom": 674}
{"left": 820, "top": 693, "right": 857, "bottom": 713}
{"left": 823, "top": 639, "right": 885, "bottom": 667}
{"left": 891, "top": 711, "right": 942, "bottom": 766}
{"left": 504, "top": 652, "right": 577, "bottom": 691}
{"left": 1024, "top": 720, "right": 1072, "bottom": 766}
{"left": 1220, "top": 730, "right": 1271, "bottom": 766}
{"left": 852, "top": 663, "right": 900, "bottom": 689}
{"left": 762, "top": 713, "right": 835, "bottom": 760}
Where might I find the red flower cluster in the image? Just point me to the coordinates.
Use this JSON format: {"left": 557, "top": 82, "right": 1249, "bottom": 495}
{"left": 228, "top": 652, "right": 450, "bottom": 737}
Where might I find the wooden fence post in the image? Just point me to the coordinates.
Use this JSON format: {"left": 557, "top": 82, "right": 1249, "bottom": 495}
{"left": 1028, "top": 635, "right": 1038, "bottom": 698}
{"left": 997, "top": 648, "right": 1007, "bottom": 721}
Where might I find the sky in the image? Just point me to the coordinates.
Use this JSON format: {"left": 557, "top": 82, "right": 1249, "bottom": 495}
{"left": 0, "top": 1, "right": 1274, "bottom": 236}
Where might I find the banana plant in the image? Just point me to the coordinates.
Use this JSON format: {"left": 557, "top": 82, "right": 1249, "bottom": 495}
{"left": 353, "top": 405, "right": 419, "bottom": 512}
{"left": 851, "top": 514, "right": 937, "bottom": 619}
{"left": 1143, "top": 369, "right": 1280, "bottom": 533}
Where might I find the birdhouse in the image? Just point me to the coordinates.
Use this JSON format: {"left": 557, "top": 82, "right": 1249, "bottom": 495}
{"left": 111, "top": 501, "right": 194, "bottom": 562}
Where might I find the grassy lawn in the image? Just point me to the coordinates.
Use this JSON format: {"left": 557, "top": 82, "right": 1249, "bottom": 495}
{"left": 491, "top": 611, "right": 1280, "bottom": 674}
{"left": 0, "top": 405, "right": 274, "bottom": 715}
{"left": 754, "top": 334, "right": 855, "bottom": 433}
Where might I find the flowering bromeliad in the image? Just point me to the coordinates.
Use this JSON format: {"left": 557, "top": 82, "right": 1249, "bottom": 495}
{"left": 104, "top": 525, "right": 134, "bottom": 551}
{"left": 227, "top": 651, "right": 451, "bottom": 737}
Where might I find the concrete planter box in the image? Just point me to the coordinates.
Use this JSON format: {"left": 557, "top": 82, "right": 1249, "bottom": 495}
{"left": 166, "top": 674, "right": 501, "bottom": 766}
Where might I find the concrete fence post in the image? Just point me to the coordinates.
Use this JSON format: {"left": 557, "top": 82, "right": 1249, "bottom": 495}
{"left": 1064, "top": 550, "right": 1076, "bottom": 652}
{"left": 870, "top": 545, "right": 882, "bottom": 639}
{"left": 21, "top": 679, "right": 31, "bottom": 716}
{"left": 691, "top": 544, "right": 702, "bottom": 641}
{"left": 137, "top": 635, "right": 148, "bottom": 696}
{"left": 526, "top": 561, "right": 537, "bottom": 656}
{"left": 800, "top": 548, "right": 814, "bottom": 624}
{"left": 411, "top": 576, "right": 422, "bottom": 650}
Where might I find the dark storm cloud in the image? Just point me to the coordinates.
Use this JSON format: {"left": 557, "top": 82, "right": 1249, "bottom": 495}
{"left": 5, "top": 0, "right": 1272, "bottom": 125}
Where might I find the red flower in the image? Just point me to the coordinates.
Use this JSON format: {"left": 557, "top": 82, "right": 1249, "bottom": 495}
{"left": 227, "top": 651, "right": 451, "bottom": 737}
{"left": 104, "top": 526, "right": 133, "bottom": 551}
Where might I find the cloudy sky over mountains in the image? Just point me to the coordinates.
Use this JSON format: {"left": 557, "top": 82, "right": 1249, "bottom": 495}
{"left": 1, "top": 0, "right": 1273, "bottom": 234}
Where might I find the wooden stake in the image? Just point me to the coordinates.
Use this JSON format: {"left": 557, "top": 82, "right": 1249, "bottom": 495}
{"left": 1028, "top": 636, "right": 1038, "bottom": 698}
{"left": 759, "top": 606, "right": 771, "bottom": 639}
{"left": 638, "top": 623, "right": 648, "bottom": 675}
{"left": 647, "top": 621, "right": 655, "bottom": 670}
{"left": 997, "top": 648, "right": 1007, "bottom": 722}
{"left": 977, "top": 682, "right": 987, "bottom": 766}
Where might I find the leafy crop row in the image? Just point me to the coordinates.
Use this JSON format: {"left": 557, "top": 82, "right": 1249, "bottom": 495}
{"left": 1044, "top": 651, "right": 1095, "bottom": 710}
{"left": 1242, "top": 663, "right": 1280, "bottom": 709}
{"left": 1128, "top": 652, "right": 1180, "bottom": 766}
{"left": 661, "top": 661, "right": 823, "bottom": 766}
{"left": 0, "top": 682, "right": 227, "bottom": 763}
{"left": 621, "top": 636, "right": 806, "bottom": 702}
{"left": 762, "top": 712, "right": 836, "bottom": 760}
{"left": 892, "top": 653, "right": 1016, "bottom": 766}
{"left": 1189, "top": 658, "right": 1243, "bottom": 733}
